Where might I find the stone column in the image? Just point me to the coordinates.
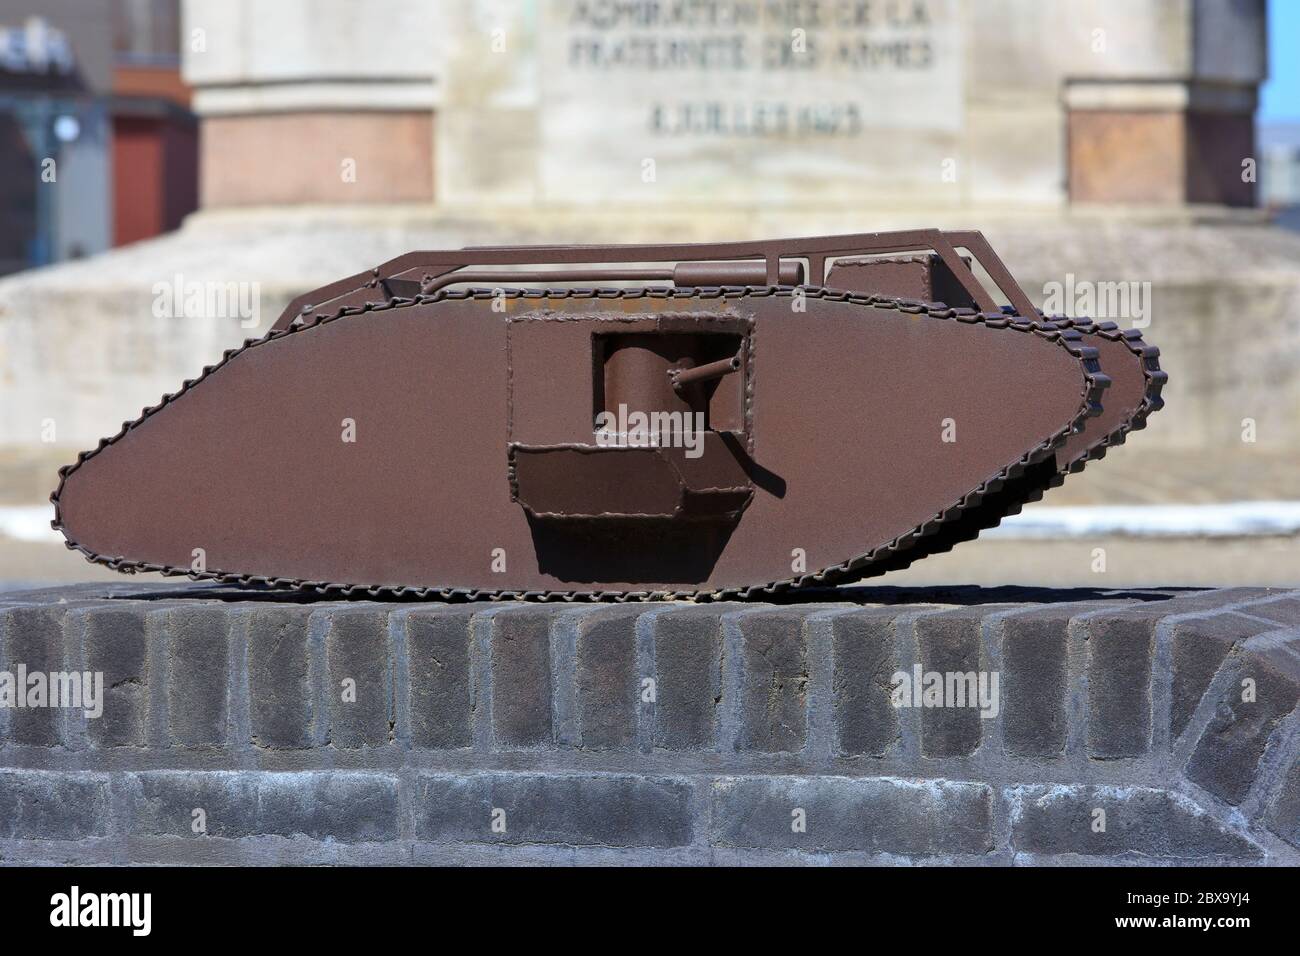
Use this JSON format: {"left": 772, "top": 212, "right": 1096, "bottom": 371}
{"left": 1063, "top": 0, "right": 1265, "bottom": 207}
{"left": 181, "top": 0, "right": 440, "bottom": 207}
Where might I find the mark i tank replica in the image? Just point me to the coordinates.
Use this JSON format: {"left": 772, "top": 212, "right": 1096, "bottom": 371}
{"left": 51, "top": 230, "right": 1164, "bottom": 599}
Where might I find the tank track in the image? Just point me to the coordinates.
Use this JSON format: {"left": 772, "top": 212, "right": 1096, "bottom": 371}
{"left": 52, "top": 285, "right": 1109, "bottom": 601}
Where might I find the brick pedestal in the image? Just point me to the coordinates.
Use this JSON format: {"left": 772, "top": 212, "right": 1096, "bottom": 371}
{"left": 1, "top": 583, "right": 1297, "bottom": 865}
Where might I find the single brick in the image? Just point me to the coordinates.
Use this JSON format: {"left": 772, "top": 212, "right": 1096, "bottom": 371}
{"left": 405, "top": 609, "right": 473, "bottom": 750}
{"left": 736, "top": 612, "right": 808, "bottom": 753}
{"left": 915, "top": 611, "right": 985, "bottom": 758}
{"left": 489, "top": 610, "right": 553, "bottom": 747}
{"left": 1245, "top": 596, "right": 1300, "bottom": 628}
{"left": 1265, "top": 759, "right": 1300, "bottom": 849}
{"left": 246, "top": 606, "right": 314, "bottom": 749}
{"left": 711, "top": 776, "right": 992, "bottom": 855}
{"left": 127, "top": 770, "right": 398, "bottom": 842}
{"left": 164, "top": 605, "right": 231, "bottom": 747}
{"left": 129, "top": 770, "right": 247, "bottom": 839}
{"left": 831, "top": 610, "right": 900, "bottom": 757}
{"left": 82, "top": 605, "right": 150, "bottom": 748}
{"left": 652, "top": 609, "right": 723, "bottom": 751}
{"left": 1001, "top": 611, "right": 1069, "bottom": 757}
{"left": 1, "top": 605, "right": 66, "bottom": 746}
{"left": 1086, "top": 615, "right": 1153, "bottom": 758}
{"left": 253, "top": 772, "right": 398, "bottom": 842}
{"left": 0, "top": 585, "right": 84, "bottom": 605}
{"left": 324, "top": 609, "right": 393, "bottom": 749}
{"left": 1184, "top": 644, "right": 1300, "bottom": 806}
{"left": 1170, "top": 614, "right": 1270, "bottom": 741}
{"left": 0, "top": 769, "right": 109, "bottom": 840}
{"left": 413, "top": 772, "right": 693, "bottom": 847}
{"left": 1010, "top": 785, "right": 1260, "bottom": 859}
{"left": 1158, "top": 588, "right": 1283, "bottom": 612}
{"left": 575, "top": 609, "right": 639, "bottom": 750}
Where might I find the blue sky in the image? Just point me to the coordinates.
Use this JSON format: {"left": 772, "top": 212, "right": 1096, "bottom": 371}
{"left": 1261, "top": 0, "right": 1299, "bottom": 122}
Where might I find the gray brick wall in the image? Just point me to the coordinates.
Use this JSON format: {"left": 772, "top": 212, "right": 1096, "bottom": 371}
{"left": 0, "top": 583, "right": 1297, "bottom": 865}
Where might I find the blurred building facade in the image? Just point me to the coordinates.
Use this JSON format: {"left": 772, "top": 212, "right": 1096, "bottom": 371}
{"left": 110, "top": 0, "right": 197, "bottom": 246}
{"left": 1261, "top": 122, "right": 1300, "bottom": 231}
{"left": 0, "top": 0, "right": 195, "bottom": 276}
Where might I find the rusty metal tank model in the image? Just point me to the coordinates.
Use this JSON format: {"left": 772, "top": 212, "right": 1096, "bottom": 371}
{"left": 51, "top": 230, "right": 1165, "bottom": 599}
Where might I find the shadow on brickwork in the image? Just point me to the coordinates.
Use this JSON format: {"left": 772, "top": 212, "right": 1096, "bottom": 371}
{"left": 1, "top": 581, "right": 1193, "bottom": 606}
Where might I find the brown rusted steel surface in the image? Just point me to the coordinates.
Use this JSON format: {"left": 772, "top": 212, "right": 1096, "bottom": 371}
{"left": 820, "top": 251, "right": 1165, "bottom": 576}
{"left": 51, "top": 230, "right": 1161, "bottom": 600}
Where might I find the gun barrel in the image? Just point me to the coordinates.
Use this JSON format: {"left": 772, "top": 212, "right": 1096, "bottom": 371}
{"left": 673, "top": 261, "right": 804, "bottom": 286}
{"left": 670, "top": 354, "right": 742, "bottom": 389}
